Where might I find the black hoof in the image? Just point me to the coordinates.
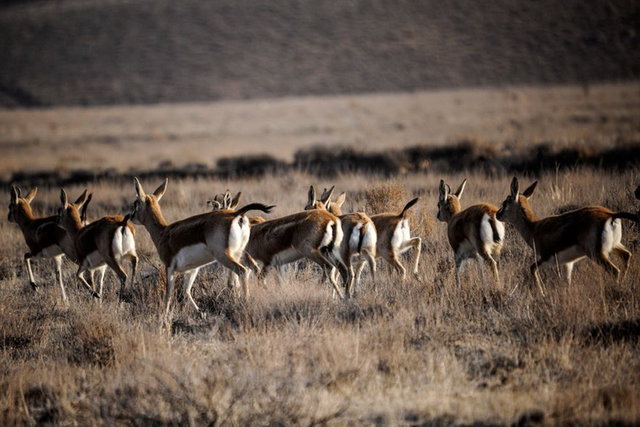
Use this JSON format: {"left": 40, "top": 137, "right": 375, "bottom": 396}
{"left": 30, "top": 282, "right": 38, "bottom": 291}
{"left": 92, "top": 291, "right": 101, "bottom": 299}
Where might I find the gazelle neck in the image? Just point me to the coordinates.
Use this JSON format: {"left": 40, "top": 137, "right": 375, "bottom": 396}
{"left": 16, "top": 203, "right": 36, "bottom": 227}
{"left": 141, "top": 205, "right": 169, "bottom": 248}
{"left": 513, "top": 202, "right": 538, "bottom": 248}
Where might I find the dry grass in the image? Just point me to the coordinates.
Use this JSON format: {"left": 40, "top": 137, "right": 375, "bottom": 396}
{"left": 1, "top": 84, "right": 640, "bottom": 424}
{"left": 1, "top": 168, "right": 640, "bottom": 425}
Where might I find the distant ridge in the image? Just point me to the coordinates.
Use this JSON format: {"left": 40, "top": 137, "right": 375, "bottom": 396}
{"left": 1, "top": 0, "right": 638, "bottom": 107}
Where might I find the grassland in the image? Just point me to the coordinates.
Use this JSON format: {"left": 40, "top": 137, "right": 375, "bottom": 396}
{"left": 1, "top": 83, "right": 640, "bottom": 424}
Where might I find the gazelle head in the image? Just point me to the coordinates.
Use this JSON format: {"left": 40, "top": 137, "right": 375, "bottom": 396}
{"left": 496, "top": 177, "right": 538, "bottom": 223}
{"left": 8, "top": 186, "right": 37, "bottom": 223}
{"left": 57, "top": 189, "right": 90, "bottom": 230}
{"left": 207, "top": 190, "right": 241, "bottom": 211}
{"left": 132, "top": 177, "right": 168, "bottom": 225}
{"left": 436, "top": 179, "right": 466, "bottom": 222}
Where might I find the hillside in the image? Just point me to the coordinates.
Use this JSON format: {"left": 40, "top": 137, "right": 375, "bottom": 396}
{"left": 0, "top": 0, "right": 638, "bottom": 107}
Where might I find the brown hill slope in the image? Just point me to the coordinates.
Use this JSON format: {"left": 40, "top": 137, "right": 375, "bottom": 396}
{"left": 0, "top": 0, "right": 638, "bottom": 107}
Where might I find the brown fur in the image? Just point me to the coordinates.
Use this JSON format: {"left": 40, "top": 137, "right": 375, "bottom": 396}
{"left": 497, "top": 177, "right": 635, "bottom": 292}
{"left": 8, "top": 186, "right": 77, "bottom": 298}
{"left": 59, "top": 189, "right": 138, "bottom": 299}
{"left": 446, "top": 204, "right": 500, "bottom": 254}
{"left": 248, "top": 209, "right": 338, "bottom": 265}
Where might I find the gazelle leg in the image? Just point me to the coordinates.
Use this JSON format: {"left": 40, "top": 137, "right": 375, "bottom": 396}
{"left": 308, "top": 251, "right": 345, "bottom": 299}
{"left": 594, "top": 252, "right": 621, "bottom": 283}
{"left": 105, "top": 258, "right": 128, "bottom": 300}
{"left": 97, "top": 265, "right": 107, "bottom": 297}
{"left": 612, "top": 246, "right": 631, "bottom": 281}
{"left": 530, "top": 256, "right": 552, "bottom": 296}
{"left": 54, "top": 255, "right": 67, "bottom": 302}
{"left": 363, "top": 249, "right": 377, "bottom": 282}
{"left": 164, "top": 266, "right": 176, "bottom": 320}
{"left": 76, "top": 266, "right": 100, "bottom": 298}
{"left": 219, "top": 251, "right": 249, "bottom": 298}
{"left": 129, "top": 253, "right": 138, "bottom": 287}
{"left": 564, "top": 262, "right": 575, "bottom": 285}
{"left": 389, "top": 251, "right": 407, "bottom": 281}
{"left": 183, "top": 267, "right": 201, "bottom": 313}
{"left": 24, "top": 253, "right": 37, "bottom": 290}
{"left": 478, "top": 250, "right": 500, "bottom": 286}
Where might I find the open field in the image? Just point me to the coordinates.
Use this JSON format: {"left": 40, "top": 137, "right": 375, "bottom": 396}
{"left": 1, "top": 82, "right": 640, "bottom": 179}
{"left": 2, "top": 84, "right": 640, "bottom": 424}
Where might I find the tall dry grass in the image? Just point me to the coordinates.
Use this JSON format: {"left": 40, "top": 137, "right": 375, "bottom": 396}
{"left": 1, "top": 168, "right": 639, "bottom": 424}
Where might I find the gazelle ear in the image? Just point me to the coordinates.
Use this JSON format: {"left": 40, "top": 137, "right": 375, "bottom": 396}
{"left": 10, "top": 186, "right": 18, "bottom": 204}
{"left": 230, "top": 192, "right": 242, "bottom": 210}
{"left": 134, "top": 177, "right": 146, "bottom": 200}
{"left": 74, "top": 189, "right": 88, "bottom": 206}
{"left": 223, "top": 190, "right": 231, "bottom": 209}
{"left": 320, "top": 186, "right": 335, "bottom": 205}
{"left": 153, "top": 178, "right": 168, "bottom": 201}
{"left": 522, "top": 181, "right": 538, "bottom": 198}
{"left": 60, "top": 188, "right": 69, "bottom": 206}
{"left": 24, "top": 187, "right": 37, "bottom": 203}
{"left": 334, "top": 192, "right": 346, "bottom": 207}
{"left": 439, "top": 180, "right": 447, "bottom": 201}
{"left": 454, "top": 179, "right": 467, "bottom": 199}
{"left": 307, "top": 186, "right": 316, "bottom": 205}
{"left": 81, "top": 193, "right": 92, "bottom": 224}
{"left": 510, "top": 177, "right": 519, "bottom": 198}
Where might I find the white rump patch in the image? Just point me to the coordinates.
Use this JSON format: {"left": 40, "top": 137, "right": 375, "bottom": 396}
{"left": 228, "top": 215, "right": 251, "bottom": 257}
{"left": 332, "top": 218, "right": 344, "bottom": 259}
{"left": 172, "top": 243, "right": 215, "bottom": 273}
{"left": 601, "top": 218, "right": 622, "bottom": 254}
{"left": 113, "top": 226, "right": 136, "bottom": 259}
{"left": 391, "top": 219, "right": 410, "bottom": 250}
{"left": 361, "top": 222, "right": 377, "bottom": 252}
{"left": 320, "top": 221, "right": 334, "bottom": 248}
{"left": 349, "top": 223, "right": 363, "bottom": 253}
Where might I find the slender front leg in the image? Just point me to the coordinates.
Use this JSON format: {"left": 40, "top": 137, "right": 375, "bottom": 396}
{"left": 530, "top": 256, "right": 551, "bottom": 296}
{"left": 164, "top": 266, "right": 176, "bottom": 320}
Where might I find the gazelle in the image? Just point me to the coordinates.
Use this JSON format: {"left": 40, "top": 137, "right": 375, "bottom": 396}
{"left": 58, "top": 189, "right": 138, "bottom": 299}
{"left": 8, "top": 186, "right": 77, "bottom": 300}
{"left": 437, "top": 179, "right": 504, "bottom": 287}
{"left": 208, "top": 189, "right": 350, "bottom": 297}
{"left": 367, "top": 196, "right": 422, "bottom": 281}
{"left": 496, "top": 177, "right": 636, "bottom": 294}
{"left": 304, "top": 186, "right": 377, "bottom": 297}
{"left": 132, "top": 178, "right": 273, "bottom": 317}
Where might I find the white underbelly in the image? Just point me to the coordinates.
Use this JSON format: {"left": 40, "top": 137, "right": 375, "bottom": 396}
{"left": 172, "top": 243, "right": 215, "bottom": 272}
{"left": 40, "top": 245, "right": 64, "bottom": 258}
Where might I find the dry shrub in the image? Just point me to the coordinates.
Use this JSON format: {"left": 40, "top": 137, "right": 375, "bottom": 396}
{"left": 362, "top": 181, "right": 408, "bottom": 214}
